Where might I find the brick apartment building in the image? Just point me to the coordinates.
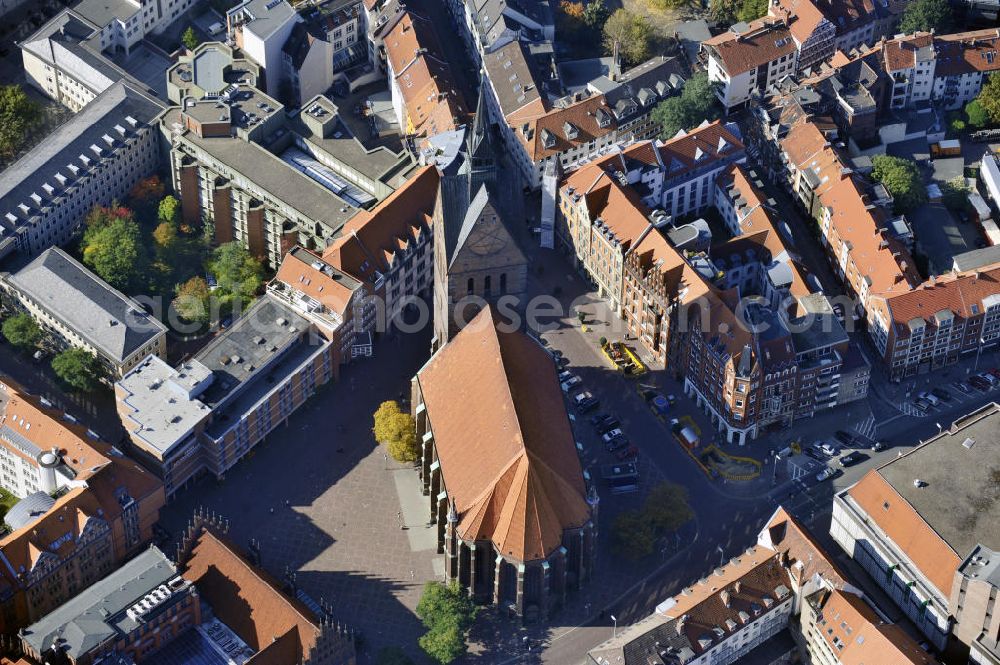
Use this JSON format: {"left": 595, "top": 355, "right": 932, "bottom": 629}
{"left": 557, "top": 125, "right": 867, "bottom": 444}
{"left": 0, "top": 380, "right": 165, "bottom": 635}
{"left": 762, "top": 113, "right": 1000, "bottom": 379}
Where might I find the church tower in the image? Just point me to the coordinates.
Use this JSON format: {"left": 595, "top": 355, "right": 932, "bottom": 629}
{"left": 431, "top": 82, "right": 528, "bottom": 351}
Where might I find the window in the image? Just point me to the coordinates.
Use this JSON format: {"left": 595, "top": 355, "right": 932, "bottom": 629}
{"left": 484, "top": 275, "right": 491, "bottom": 296}
{"left": 467, "top": 277, "right": 474, "bottom": 295}
{"left": 500, "top": 273, "right": 507, "bottom": 294}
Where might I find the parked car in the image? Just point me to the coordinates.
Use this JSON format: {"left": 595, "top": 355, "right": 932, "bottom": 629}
{"left": 602, "top": 429, "right": 624, "bottom": 444}
{"left": 560, "top": 376, "right": 582, "bottom": 392}
{"left": 590, "top": 413, "right": 614, "bottom": 428}
{"left": 871, "top": 440, "right": 886, "bottom": 452}
{"left": 839, "top": 451, "right": 865, "bottom": 467}
{"left": 615, "top": 445, "right": 639, "bottom": 461}
{"left": 913, "top": 398, "right": 931, "bottom": 412}
{"left": 804, "top": 448, "right": 825, "bottom": 461}
{"left": 953, "top": 380, "right": 974, "bottom": 395}
{"left": 605, "top": 437, "right": 629, "bottom": 452}
{"left": 917, "top": 391, "right": 940, "bottom": 407}
{"left": 930, "top": 387, "right": 952, "bottom": 402}
{"left": 819, "top": 441, "right": 839, "bottom": 456}
{"left": 558, "top": 370, "right": 573, "bottom": 383}
{"left": 978, "top": 372, "right": 998, "bottom": 386}
{"left": 574, "top": 392, "right": 599, "bottom": 413}
{"left": 816, "top": 468, "right": 834, "bottom": 482}
{"left": 969, "top": 376, "right": 992, "bottom": 391}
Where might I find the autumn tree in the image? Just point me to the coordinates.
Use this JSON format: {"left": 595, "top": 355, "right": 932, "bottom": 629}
{"left": 172, "top": 276, "right": 212, "bottom": 324}
{"left": 602, "top": 9, "right": 652, "bottom": 66}
{"left": 80, "top": 205, "right": 147, "bottom": 292}
{"left": 158, "top": 195, "right": 181, "bottom": 226}
{"left": 976, "top": 73, "right": 1000, "bottom": 126}
{"left": 373, "top": 400, "right": 403, "bottom": 442}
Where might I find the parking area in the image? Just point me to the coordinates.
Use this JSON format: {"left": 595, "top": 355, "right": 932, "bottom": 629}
{"left": 898, "top": 368, "right": 1000, "bottom": 416}
{"left": 908, "top": 202, "right": 981, "bottom": 275}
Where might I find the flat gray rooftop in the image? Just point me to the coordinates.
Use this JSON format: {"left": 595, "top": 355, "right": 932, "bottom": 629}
{"left": 71, "top": 0, "right": 139, "bottom": 26}
{"left": 878, "top": 404, "right": 1000, "bottom": 557}
{"left": 193, "top": 294, "right": 310, "bottom": 407}
{"left": 165, "top": 107, "right": 358, "bottom": 232}
{"left": 22, "top": 547, "right": 181, "bottom": 659}
{"left": 5, "top": 248, "right": 166, "bottom": 362}
{"left": 953, "top": 245, "right": 1000, "bottom": 272}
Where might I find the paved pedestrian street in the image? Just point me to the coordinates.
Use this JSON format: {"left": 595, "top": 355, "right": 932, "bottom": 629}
{"left": 160, "top": 326, "right": 444, "bottom": 661}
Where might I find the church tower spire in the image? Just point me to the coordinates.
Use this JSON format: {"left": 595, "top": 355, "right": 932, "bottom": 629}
{"left": 466, "top": 72, "right": 497, "bottom": 199}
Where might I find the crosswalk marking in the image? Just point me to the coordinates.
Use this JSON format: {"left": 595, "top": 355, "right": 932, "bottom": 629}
{"left": 852, "top": 415, "right": 877, "bottom": 439}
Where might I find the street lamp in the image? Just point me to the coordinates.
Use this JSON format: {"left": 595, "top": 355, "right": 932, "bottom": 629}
{"left": 611, "top": 614, "right": 618, "bottom": 638}
{"left": 975, "top": 336, "right": 986, "bottom": 372}
{"left": 716, "top": 545, "right": 725, "bottom": 566}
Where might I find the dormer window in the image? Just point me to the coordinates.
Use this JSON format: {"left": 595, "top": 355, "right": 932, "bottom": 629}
{"left": 542, "top": 128, "right": 556, "bottom": 148}
{"left": 563, "top": 122, "right": 578, "bottom": 140}
{"left": 595, "top": 108, "right": 611, "bottom": 128}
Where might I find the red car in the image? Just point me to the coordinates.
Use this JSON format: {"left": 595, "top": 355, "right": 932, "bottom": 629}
{"left": 615, "top": 445, "right": 639, "bottom": 461}
{"left": 988, "top": 368, "right": 1000, "bottom": 381}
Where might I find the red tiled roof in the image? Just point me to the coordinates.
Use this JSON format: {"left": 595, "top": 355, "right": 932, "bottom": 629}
{"left": 933, "top": 29, "right": 1000, "bottom": 77}
{"left": 811, "top": 589, "right": 937, "bottom": 665}
{"left": 416, "top": 307, "right": 591, "bottom": 562}
{"left": 179, "top": 528, "right": 325, "bottom": 660}
{"left": 274, "top": 248, "right": 358, "bottom": 317}
{"left": 769, "top": 0, "right": 827, "bottom": 46}
{"left": 703, "top": 18, "right": 797, "bottom": 76}
{"left": 883, "top": 263, "right": 1000, "bottom": 336}
{"left": 847, "top": 470, "right": 961, "bottom": 596}
{"left": 383, "top": 13, "right": 467, "bottom": 136}
{"left": 882, "top": 32, "right": 934, "bottom": 72}
{"left": 518, "top": 95, "right": 618, "bottom": 161}
{"left": 324, "top": 166, "right": 439, "bottom": 284}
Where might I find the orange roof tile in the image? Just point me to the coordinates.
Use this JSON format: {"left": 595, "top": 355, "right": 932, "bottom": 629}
{"left": 703, "top": 18, "right": 797, "bottom": 76}
{"left": 417, "top": 308, "right": 591, "bottom": 562}
{"left": 882, "top": 32, "right": 934, "bottom": 72}
{"left": 324, "top": 166, "right": 439, "bottom": 284}
{"left": 770, "top": 0, "right": 827, "bottom": 46}
{"left": 882, "top": 263, "right": 1000, "bottom": 336}
{"left": 810, "top": 589, "right": 936, "bottom": 665}
{"left": 847, "top": 470, "right": 961, "bottom": 596}
{"left": 274, "top": 248, "right": 359, "bottom": 317}
{"left": 383, "top": 13, "right": 467, "bottom": 137}
{"left": 179, "top": 528, "right": 324, "bottom": 659}
{"left": 519, "top": 95, "right": 617, "bottom": 162}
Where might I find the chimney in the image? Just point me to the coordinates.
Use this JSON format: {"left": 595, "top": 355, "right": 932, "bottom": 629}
{"left": 676, "top": 614, "right": 688, "bottom": 635}
{"left": 721, "top": 589, "right": 732, "bottom": 607}
{"left": 734, "top": 581, "right": 742, "bottom": 594}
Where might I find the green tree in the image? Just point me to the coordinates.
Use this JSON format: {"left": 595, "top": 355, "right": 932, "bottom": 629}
{"left": 974, "top": 74, "right": 1000, "bottom": 125}
{"left": 652, "top": 72, "right": 721, "bottom": 138}
{"left": 51, "top": 348, "right": 102, "bottom": 392}
{"left": 182, "top": 26, "right": 200, "bottom": 51}
{"left": 941, "top": 177, "right": 969, "bottom": 211}
{"left": 611, "top": 511, "right": 656, "bottom": 560}
{"left": 2, "top": 314, "right": 41, "bottom": 350}
{"left": 966, "top": 99, "right": 990, "bottom": 129}
{"left": 416, "top": 581, "right": 477, "bottom": 664}
{"left": 643, "top": 482, "right": 693, "bottom": 533}
{"left": 709, "top": 0, "right": 740, "bottom": 23}
{"left": 736, "top": 0, "right": 768, "bottom": 21}
{"left": 899, "top": 0, "right": 953, "bottom": 34}
{"left": 81, "top": 209, "right": 145, "bottom": 292}
{"left": 582, "top": 0, "right": 607, "bottom": 27}
{"left": 602, "top": 9, "right": 652, "bottom": 66}
{"left": 871, "top": 155, "right": 927, "bottom": 213}
{"left": 0, "top": 84, "right": 42, "bottom": 159}
{"left": 647, "top": 0, "right": 688, "bottom": 10}
{"left": 158, "top": 195, "right": 181, "bottom": 226}
{"left": 172, "top": 276, "right": 212, "bottom": 324}
{"left": 209, "top": 242, "right": 264, "bottom": 305}
{"left": 375, "top": 647, "right": 414, "bottom": 665}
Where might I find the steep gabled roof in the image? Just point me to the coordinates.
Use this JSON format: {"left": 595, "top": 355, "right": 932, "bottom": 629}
{"left": 417, "top": 308, "right": 591, "bottom": 561}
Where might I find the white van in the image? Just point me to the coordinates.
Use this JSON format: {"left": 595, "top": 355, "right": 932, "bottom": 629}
{"left": 208, "top": 22, "right": 225, "bottom": 36}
